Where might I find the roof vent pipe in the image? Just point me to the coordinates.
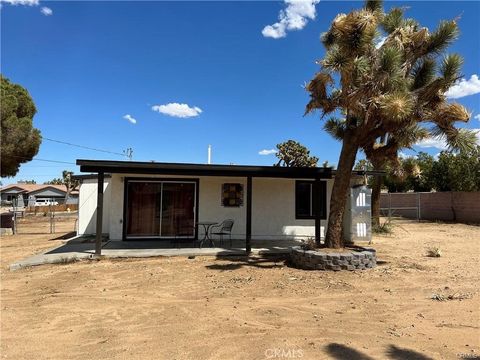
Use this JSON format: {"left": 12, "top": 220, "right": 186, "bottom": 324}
{"left": 207, "top": 145, "right": 212, "bottom": 164}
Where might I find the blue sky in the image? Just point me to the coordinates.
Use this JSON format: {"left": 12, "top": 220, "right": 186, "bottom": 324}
{"left": 1, "top": 0, "right": 479, "bottom": 184}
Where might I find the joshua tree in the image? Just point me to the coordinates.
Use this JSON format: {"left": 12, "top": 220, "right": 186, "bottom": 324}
{"left": 274, "top": 140, "right": 319, "bottom": 167}
{"left": 62, "top": 170, "right": 79, "bottom": 203}
{"left": 305, "top": 0, "right": 474, "bottom": 248}
{"left": 362, "top": 125, "right": 428, "bottom": 226}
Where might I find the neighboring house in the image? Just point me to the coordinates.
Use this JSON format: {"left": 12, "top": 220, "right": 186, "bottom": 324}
{"left": 76, "top": 159, "right": 377, "bottom": 249}
{"left": 0, "top": 184, "right": 79, "bottom": 206}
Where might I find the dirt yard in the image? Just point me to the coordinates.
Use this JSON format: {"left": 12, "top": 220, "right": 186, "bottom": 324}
{"left": 1, "top": 216, "right": 479, "bottom": 360}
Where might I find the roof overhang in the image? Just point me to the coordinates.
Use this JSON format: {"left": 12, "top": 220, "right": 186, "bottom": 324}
{"left": 76, "top": 159, "right": 334, "bottom": 179}
{"left": 76, "top": 159, "right": 384, "bottom": 179}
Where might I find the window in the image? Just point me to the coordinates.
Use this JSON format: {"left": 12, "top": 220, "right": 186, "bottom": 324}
{"left": 222, "top": 183, "right": 243, "bottom": 207}
{"left": 295, "top": 180, "right": 327, "bottom": 219}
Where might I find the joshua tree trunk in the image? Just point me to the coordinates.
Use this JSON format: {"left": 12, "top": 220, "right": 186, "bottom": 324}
{"left": 64, "top": 186, "right": 70, "bottom": 204}
{"left": 325, "top": 135, "right": 359, "bottom": 248}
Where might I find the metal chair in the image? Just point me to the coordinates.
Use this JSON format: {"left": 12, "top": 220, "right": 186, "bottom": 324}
{"left": 210, "top": 219, "right": 234, "bottom": 247}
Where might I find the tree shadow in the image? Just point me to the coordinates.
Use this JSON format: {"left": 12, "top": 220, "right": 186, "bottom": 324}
{"left": 386, "top": 345, "right": 434, "bottom": 360}
{"left": 49, "top": 231, "right": 77, "bottom": 241}
{"left": 324, "top": 343, "right": 374, "bottom": 360}
{"left": 205, "top": 255, "right": 286, "bottom": 271}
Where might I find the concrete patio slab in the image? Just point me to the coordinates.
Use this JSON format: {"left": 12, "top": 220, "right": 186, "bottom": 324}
{"left": 9, "top": 238, "right": 300, "bottom": 270}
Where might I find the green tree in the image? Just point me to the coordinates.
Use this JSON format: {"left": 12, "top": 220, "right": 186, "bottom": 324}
{"left": 305, "top": 0, "right": 474, "bottom": 248}
{"left": 1, "top": 75, "right": 42, "bottom": 177}
{"left": 431, "top": 146, "right": 480, "bottom": 191}
{"left": 411, "top": 152, "right": 436, "bottom": 191}
{"left": 44, "top": 178, "right": 63, "bottom": 185}
{"left": 274, "top": 140, "right": 319, "bottom": 167}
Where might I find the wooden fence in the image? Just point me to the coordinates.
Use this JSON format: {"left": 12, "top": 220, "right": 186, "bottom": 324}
{"left": 380, "top": 192, "right": 480, "bottom": 223}
{"left": 25, "top": 204, "right": 79, "bottom": 213}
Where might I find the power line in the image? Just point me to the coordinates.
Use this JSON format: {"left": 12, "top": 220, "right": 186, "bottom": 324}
{"left": 2, "top": 154, "right": 76, "bottom": 165}
{"left": 41, "top": 136, "right": 125, "bottom": 157}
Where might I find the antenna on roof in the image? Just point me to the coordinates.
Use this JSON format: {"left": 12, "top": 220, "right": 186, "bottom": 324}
{"left": 123, "top": 148, "right": 133, "bottom": 161}
{"left": 207, "top": 145, "right": 212, "bottom": 165}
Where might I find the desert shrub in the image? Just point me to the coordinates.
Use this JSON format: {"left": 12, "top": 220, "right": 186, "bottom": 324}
{"left": 373, "top": 218, "right": 394, "bottom": 235}
{"left": 301, "top": 237, "right": 317, "bottom": 251}
{"left": 426, "top": 247, "right": 442, "bottom": 257}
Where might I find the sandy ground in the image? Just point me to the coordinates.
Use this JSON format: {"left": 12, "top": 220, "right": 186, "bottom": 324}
{"left": 1, "top": 216, "right": 479, "bottom": 360}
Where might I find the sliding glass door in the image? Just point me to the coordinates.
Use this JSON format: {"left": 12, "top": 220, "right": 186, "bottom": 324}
{"left": 126, "top": 180, "right": 196, "bottom": 239}
{"left": 126, "top": 182, "right": 162, "bottom": 237}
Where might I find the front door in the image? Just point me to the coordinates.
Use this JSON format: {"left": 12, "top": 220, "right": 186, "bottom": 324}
{"left": 125, "top": 180, "right": 196, "bottom": 239}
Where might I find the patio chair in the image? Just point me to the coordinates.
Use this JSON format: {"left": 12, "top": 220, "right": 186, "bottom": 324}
{"left": 210, "top": 219, "right": 234, "bottom": 247}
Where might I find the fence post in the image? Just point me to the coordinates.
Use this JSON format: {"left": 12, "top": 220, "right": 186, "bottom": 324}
{"left": 388, "top": 193, "right": 392, "bottom": 218}
{"left": 12, "top": 198, "right": 17, "bottom": 234}
{"left": 417, "top": 192, "right": 421, "bottom": 221}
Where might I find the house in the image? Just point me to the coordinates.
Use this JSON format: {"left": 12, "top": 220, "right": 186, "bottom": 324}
{"left": 0, "top": 184, "right": 79, "bottom": 206}
{"left": 76, "top": 159, "right": 379, "bottom": 254}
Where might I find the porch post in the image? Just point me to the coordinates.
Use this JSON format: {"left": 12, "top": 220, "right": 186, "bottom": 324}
{"left": 95, "top": 172, "right": 104, "bottom": 256}
{"left": 246, "top": 176, "right": 252, "bottom": 255}
{"left": 314, "top": 177, "right": 321, "bottom": 246}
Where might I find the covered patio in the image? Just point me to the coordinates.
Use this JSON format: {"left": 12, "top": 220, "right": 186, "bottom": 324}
{"left": 76, "top": 160, "right": 338, "bottom": 256}
{"left": 9, "top": 236, "right": 299, "bottom": 270}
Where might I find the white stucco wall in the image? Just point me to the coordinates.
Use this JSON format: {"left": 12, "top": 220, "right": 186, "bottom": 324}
{"left": 78, "top": 173, "right": 334, "bottom": 241}
{"left": 252, "top": 178, "right": 332, "bottom": 240}
{"left": 77, "top": 178, "right": 111, "bottom": 235}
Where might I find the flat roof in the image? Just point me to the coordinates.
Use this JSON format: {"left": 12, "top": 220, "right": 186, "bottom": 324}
{"left": 76, "top": 159, "right": 384, "bottom": 179}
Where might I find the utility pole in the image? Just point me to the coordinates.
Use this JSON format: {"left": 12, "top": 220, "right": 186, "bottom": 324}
{"left": 123, "top": 148, "right": 133, "bottom": 161}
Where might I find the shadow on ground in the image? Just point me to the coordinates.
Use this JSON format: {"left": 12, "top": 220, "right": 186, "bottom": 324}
{"left": 386, "top": 345, "right": 434, "bottom": 360}
{"left": 325, "top": 343, "right": 374, "bottom": 360}
{"left": 205, "top": 255, "right": 286, "bottom": 271}
{"left": 50, "top": 231, "right": 77, "bottom": 241}
{"left": 324, "top": 343, "right": 434, "bottom": 360}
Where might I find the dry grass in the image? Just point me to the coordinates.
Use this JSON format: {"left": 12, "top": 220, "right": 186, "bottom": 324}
{"left": 1, "top": 216, "right": 479, "bottom": 360}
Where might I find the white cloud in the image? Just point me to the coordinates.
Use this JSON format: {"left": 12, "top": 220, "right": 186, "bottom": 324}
{"left": 40, "top": 6, "right": 52, "bottom": 15}
{"left": 474, "top": 114, "right": 480, "bottom": 121}
{"left": 375, "top": 36, "right": 387, "bottom": 49}
{"left": 123, "top": 114, "right": 137, "bottom": 124}
{"left": 152, "top": 103, "right": 202, "bottom": 118}
{"left": 415, "top": 137, "right": 448, "bottom": 150}
{"left": 473, "top": 129, "right": 480, "bottom": 144}
{"left": 416, "top": 130, "right": 480, "bottom": 150}
{"left": 398, "top": 151, "right": 414, "bottom": 159}
{"left": 262, "top": 0, "right": 320, "bottom": 39}
{"left": 0, "top": 0, "right": 39, "bottom": 5}
{"left": 445, "top": 74, "right": 480, "bottom": 99}
{"left": 258, "top": 149, "right": 277, "bottom": 156}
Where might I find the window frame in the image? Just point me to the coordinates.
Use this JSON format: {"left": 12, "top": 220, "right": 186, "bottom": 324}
{"left": 221, "top": 183, "right": 244, "bottom": 207}
{"left": 295, "top": 180, "right": 327, "bottom": 220}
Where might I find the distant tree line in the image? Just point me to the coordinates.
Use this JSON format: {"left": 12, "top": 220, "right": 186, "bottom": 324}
{"left": 356, "top": 146, "right": 480, "bottom": 193}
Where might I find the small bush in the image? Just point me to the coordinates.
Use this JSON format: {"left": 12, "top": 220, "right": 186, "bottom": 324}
{"left": 426, "top": 247, "right": 442, "bottom": 257}
{"left": 301, "top": 237, "right": 317, "bottom": 251}
{"left": 372, "top": 218, "right": 394, "bottom": 235}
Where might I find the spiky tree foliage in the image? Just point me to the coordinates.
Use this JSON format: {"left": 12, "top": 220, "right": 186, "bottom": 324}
{"left": 362, "top": 125, "right": 429, "bottom": 226}
{"left": 274, "top": 140, "right": 319, "bottom": 167}
{"left": 305, "top": 0, "right": 474, "bottom": 248}
{"left": 62, "top": 170, "right": 79, "bottom": 203}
